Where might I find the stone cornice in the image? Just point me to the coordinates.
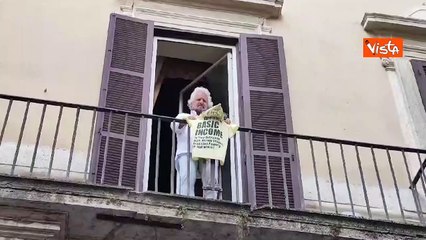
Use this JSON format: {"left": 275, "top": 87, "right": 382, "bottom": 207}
{"left": 362, "top": 12, "right": 426, "bottom": 37}
{"left": 136, "top": 7, "right": 261, "bottom": 31}
{"left": 120, "top": 2, "right": 273, "bottom": 36}
{"left": 141, "top": 0, "right": 283, "bottom": 19}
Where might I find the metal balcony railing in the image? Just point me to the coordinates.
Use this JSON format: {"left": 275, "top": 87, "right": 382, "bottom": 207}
{"left": 0, "top": 94, "right": 425, "bottom": 226}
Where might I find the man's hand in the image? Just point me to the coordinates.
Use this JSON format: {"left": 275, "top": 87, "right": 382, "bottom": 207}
{"left": 225, "top": 118, "right": 231, "bottom": 124}
{"left": 178, "top": 116, "right": 196, "bottom": 129}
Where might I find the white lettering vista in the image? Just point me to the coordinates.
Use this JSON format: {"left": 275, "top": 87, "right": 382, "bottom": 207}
{"left": 366, "top": 41, "right": 400, "bottom": 56}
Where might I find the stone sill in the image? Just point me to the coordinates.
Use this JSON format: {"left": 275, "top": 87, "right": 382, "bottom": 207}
{"left": 1, "top": 175, "right": 426, "bottom": 240}
{"left": 362, "top": 12, "right": 426, "bottom": 37}
{"left": 143, "top": 0, "right": 283, "bottom": 18}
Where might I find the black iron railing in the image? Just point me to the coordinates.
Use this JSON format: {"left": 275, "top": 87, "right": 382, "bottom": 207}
{"left": 0, "top": 93, "right": 425, "bottom": 226}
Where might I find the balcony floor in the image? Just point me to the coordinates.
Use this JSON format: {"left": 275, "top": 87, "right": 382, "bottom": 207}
{"left": 0, "top": 175, "right": 425, "bottom": 240}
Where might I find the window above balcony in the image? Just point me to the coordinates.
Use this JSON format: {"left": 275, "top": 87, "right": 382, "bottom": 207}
{"left": 137, "top": 0, "right": 283, "bottom": 19}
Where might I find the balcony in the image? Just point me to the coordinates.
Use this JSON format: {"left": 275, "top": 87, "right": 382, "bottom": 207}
{"left": 0, "top": 94, "right": 426, "bottom": 239}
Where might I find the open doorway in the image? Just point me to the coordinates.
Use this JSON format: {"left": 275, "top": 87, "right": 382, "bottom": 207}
{"left": 146, "top": 38, "right": 240, "bottom": 201}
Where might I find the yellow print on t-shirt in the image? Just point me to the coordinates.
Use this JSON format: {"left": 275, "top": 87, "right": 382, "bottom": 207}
{"left": 186, "top": 105, "right": 238, "bottom": 165}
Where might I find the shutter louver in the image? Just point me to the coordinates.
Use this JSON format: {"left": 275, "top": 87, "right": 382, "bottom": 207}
{"left": 92, "top": 14, "right": 154, "bottom": 191}
{"left": 239, "top": 35, "right": 302, "bottom": 209}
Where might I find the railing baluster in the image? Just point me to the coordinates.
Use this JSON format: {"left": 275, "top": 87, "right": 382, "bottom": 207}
{"left": 135, "top": 116, "right": 144, "bottom": 192}
{"left": 155, "top": 118, "right": 161, "bottom": 192}
{"left": 386, "top": 149, "right": 406, "bottom": 223}
{"left": 401, "top": 151, "right": 424, "bottom": 224}
{"left": 218, "top": 160, "right": 223, "bottom": 200}
{"left": 101, "top": 112, "right": 112, "bottom": 185}
{"left": 187, "top": 124, "right": 191, "bottom": 197}
{"left": 279, "top": 134, "right": 290, "bottom": 209}
{"left": 370, "top": 147, "right": 389, "bottom": 220}
{"left": 170, "top": 120, "right": 176, "bottom": 194}
{"left": 264, "top": 133, "right": 273, "bottom": 207}
{"left": 340, "top": 143, "right": 354, "bottom": 216}
{"left": 233, "top": 136, "right": 240, "bottom": 202}
{"left": 416, "top": 152, "right": 426, "bottom": 198}
{"left": 355, "top": 145, "right": 372, "bottom": 219}
{"left": 66, "top": 107, "right": 80, "bottom": 178}
{"left": 0, "top": 100, "right": 13, "bottom": 146}
{"left": 309, "top": 139, "right": 322, "bottom": 212}
{"left": 325, "top": 141, "right": 338, "bottom": 214}
{"left": 118, "top": 113, "right": 128, "bottom": 187}
{"left": 11, "top": 101, "right": 30, "bottom": 175}
{"left": 214, "top": 159, "right": 219, "bottom": 199}
{"left": 248, "top": 130, "right": 257, "bottom": 208}
{"left": 84, "top": 110, "right": 97, "bottom": 181}
{"left": 206, "top": 158, "right": 211, "bottom": 196}
{"left": 48, "top": 106, "right": 63, "bottom": 177}
{"left": 30, "top": 104, "right": 47, "bottom": 174}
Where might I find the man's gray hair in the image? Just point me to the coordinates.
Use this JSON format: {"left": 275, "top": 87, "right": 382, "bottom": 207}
{"left": 187, "top": 87, "right": 213, "bottom": 109}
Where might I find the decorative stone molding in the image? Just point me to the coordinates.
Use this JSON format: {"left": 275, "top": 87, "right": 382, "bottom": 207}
{"left": 381, "top": 58, "right": 395, "bottom": 71}
{"left": 120, "top": 1, "right": 272, "bottom": 36}
{"left": 404, "top": 44, "right": 426, "bottom": 59}
{"left": 361, "top": 12, "right": 426, "bottom": 37}
{"left": 259, "top": 19, "right": 273, "bottom": 33}
{"left": 141, "top": 0, "right": 283, "bottom": 19}
{"left": 406, "top": 3, "right": 426, "bottom": 19}
{"left": 0, "top": 206, "right": 67, "bottom": 240}
{"left": 136, "top": 7, "right": 261, "bottom": 31}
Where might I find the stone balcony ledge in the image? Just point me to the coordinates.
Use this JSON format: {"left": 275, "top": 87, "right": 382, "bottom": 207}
{"left": 0, "top": 175, "right": 426, "bottom": 239}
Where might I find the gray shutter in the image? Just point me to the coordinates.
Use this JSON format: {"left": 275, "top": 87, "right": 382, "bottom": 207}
{"left": 239, "top": 34, "right": 303, "bottom": 209}
{"left": 92, "top": 14, "right": 154, "bottom": 191}
{"left": 411, "top": 59, "right": 426, "bottom": 110}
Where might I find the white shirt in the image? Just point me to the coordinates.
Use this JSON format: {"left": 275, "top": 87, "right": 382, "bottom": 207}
{"left": 170, "top": 111, "right": 198, "bottom": 157}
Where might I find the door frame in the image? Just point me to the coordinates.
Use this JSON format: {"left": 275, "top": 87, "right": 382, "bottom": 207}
{"left": 143, "top": 36, "right": 243, "bottom": 202}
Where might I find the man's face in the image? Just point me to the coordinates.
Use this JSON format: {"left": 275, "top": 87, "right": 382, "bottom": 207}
{"left": 191, "top": 92, "right": 208, "bottom": 114}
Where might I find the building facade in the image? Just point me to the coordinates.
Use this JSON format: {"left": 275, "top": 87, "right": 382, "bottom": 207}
{"left": 1, "top": 0, "right": 426, "bottom": 239}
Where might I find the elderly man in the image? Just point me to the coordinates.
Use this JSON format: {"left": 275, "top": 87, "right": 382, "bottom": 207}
{"left": 171, "top": 87, "right": 228, "bottom": 199}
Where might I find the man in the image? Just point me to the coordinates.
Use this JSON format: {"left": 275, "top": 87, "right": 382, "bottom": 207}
{"left": 170, "top": 87, "right": 229, "bottom": 199}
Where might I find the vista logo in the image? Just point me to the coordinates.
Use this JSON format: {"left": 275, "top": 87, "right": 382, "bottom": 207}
{"left": 363, "top": 38, "right": 403, "bottom": 58}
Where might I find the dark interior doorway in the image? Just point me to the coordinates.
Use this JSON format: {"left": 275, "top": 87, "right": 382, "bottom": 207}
{"left": 148, "top": 76, "right": 232, "bottom": 200}
{"left": 148, "top": 78, "right": 208, "bottom": 196}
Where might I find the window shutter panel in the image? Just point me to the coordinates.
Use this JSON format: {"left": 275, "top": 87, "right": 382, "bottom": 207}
{"left": 411, "top": 59, "right": 426, "bottom": 110}
{"left": 92, "top": 14, "right": 154, "bottom": 191}
{"left": 239, "top": 34, "right": 303, "bottom": 209}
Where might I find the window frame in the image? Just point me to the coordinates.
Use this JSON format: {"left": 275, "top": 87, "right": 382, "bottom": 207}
{"left": 381, "top": 53, "right": 426, "bottom": 175}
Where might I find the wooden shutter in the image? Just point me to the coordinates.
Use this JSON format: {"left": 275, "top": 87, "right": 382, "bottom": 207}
{"left": 411, "top": 59, "right": 426, "bottom": 110}
{"left": 91, "top": 14, "right": 154, "bottom": 191}
{"left": 239, "top": 34, "right": 303, "bottom": 209}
